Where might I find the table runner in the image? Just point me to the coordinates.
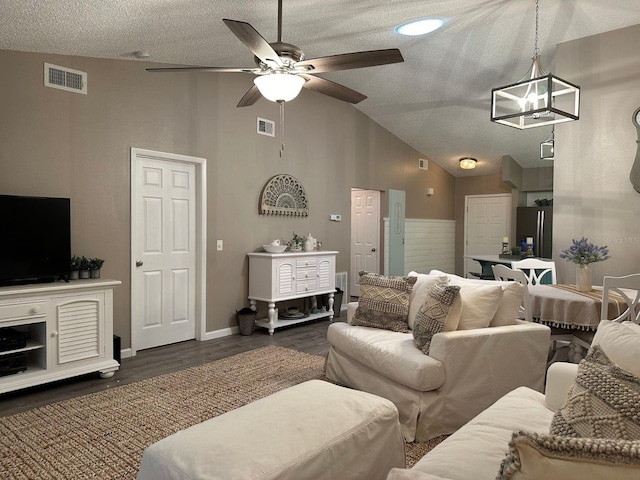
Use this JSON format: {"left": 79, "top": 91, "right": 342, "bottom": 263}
{"left": 529, "top": 284, "right": 627, "bottom": 331}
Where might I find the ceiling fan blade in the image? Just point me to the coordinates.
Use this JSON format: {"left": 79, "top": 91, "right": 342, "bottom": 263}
{"left": 296, "top": 49, "right": 404, "bottom": 74}
{"left": 146, "top": 66, "right": 261, "bottom": 73}
{"left": 237, "top": 84, "right": 262, "bottom": 107}
{"left": 301, "top": 75, "right": 367, "bottom": 104}
{"left": 223, "top": 19, "right": 283, "bottom": 68}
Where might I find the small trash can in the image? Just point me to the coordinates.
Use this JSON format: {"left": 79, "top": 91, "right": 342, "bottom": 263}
{"left": 318, "top": 288, "right": 344, "bottom": 318}
{"left": 237, "top": 308, "right": 257, "bottom": 336}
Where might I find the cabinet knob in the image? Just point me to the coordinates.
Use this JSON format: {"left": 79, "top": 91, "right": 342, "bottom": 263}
{"left": 52, "top": 331, "right": 59, "bottom": 337}
{"left": 292, "top": 276, "right": 296, "bottom": 280}
{"left": 31, "top": 306, "right": 40, "bottom": 314}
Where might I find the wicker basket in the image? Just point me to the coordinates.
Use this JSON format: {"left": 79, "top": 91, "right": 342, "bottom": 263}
{"left": 237, "top": 308, "right": 257, "bottom": 336}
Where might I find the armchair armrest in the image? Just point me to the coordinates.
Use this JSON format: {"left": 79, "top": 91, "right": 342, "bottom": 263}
{"left": 429, "top": 321, "right": 551, "bottom": 394}
{"left": 544, "top": 362, "right": 579, "bottom": 412}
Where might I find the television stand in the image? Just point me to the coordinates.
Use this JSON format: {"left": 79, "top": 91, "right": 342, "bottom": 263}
{"left": 0, "top": 279, "right": 121, "bottom": 394}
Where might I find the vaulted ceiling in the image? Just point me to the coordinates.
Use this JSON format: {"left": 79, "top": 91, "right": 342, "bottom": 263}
{"left": 3, "top": 0, "right": 640, "bottom": 176}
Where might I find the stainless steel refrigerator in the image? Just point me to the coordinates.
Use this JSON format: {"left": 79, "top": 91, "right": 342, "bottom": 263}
{"left": 516, "top": 206, "right": 553, "bottom": 258}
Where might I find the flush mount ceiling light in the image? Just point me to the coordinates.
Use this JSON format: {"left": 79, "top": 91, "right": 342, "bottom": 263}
{"left": 540, "top": 126, "right": 555, "bottom": 159}
{"left": 254, "top": 72, "right": 306, "bottom": 103}
{"left": 490, "top": 0, "right": 580, "bottom": 129}
{"left": 396, "top": 18, "right": 445, "bottom": 36}
{"left": 459, "top": 157, "right": 477, "bottom": 169}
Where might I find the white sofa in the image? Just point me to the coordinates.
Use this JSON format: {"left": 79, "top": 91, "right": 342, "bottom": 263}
{"left": 325, "top": 271, "right": 551, "bottom": 442}
{"left": 386, "top": 318, "right": 640, "bottom": 480}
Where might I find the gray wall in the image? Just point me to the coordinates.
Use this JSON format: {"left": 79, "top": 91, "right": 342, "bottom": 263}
{"left": 554, "top": 25, "right": 640, "bottom": 284}
{"left": 0, "top": 49, "right": 455, "bottom": 349}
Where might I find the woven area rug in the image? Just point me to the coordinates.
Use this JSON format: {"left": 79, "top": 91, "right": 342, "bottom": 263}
{"left": 0, "top": 345, "right": 442, "bottom": 479}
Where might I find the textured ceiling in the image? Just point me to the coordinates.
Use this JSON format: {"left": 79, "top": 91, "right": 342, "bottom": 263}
{"left": 3, "top": 0, "right": 640, "bottom": 176}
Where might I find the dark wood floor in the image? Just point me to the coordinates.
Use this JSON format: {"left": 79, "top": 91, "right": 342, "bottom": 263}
{"left": 1, "top": 319, "right": 334, "bottom": 417}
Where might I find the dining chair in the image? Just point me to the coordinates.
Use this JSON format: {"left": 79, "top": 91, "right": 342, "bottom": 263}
{"left": 572, "top": 273, "right": 640, "bottom": 356}
{"left": 511, "top": 258, "right": 557, "bottom": 285}
{"left": 491, "top": 264, "right": 531, "bottom": 322}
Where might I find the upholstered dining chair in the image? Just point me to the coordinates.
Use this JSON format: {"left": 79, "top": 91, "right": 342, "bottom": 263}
{"left": 511, "top": 258, "right": 557, "bottom": 285}
{"left": 491, "top": 264, "right": 532, "bottom": 322}
{"left": 573, "top": 273, "right": 640, "bottom": 352}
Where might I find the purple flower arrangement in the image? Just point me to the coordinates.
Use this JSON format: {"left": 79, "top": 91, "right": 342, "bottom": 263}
{"left": 559, "top": 237, "right": 610, "bottom": 265}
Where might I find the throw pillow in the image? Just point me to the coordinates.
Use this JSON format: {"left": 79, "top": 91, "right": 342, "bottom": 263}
{"left": 351, "top": 272, "right": 417, "bottom": 333}
{"left": 549, "top": 345, "right": 640, "bottom": 440}
{"left": 591, "top": 319, "right": 640, "bottom": 377}
{"left": 407, "top": 271, "right": 448, "bottom": 329}
{"left": 413, "top": 282, "right": 461, "bottom": 355}
{"left": 497, "top": 430, "right": 640, "bottom": 480}
{"left": 455, "top": 283, "right": 504, "bottom": 330}
{"left": 489, "top": 282, "right": 526, "bottom": 326}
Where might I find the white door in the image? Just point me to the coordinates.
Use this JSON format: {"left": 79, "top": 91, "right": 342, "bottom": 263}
{"left": 464, "top": 194, "right": 511, "bottom": 277}
{"left": 350, "top": 189, "right": 380, "bottom": 297}
{"left": 131, "top": 150, "right": 201, "bottom": 352}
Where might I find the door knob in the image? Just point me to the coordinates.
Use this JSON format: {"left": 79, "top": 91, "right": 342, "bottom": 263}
{"left": 371, "top": 248, "right": 376, "bottom": 252}
{"left": 136, "top": 260, "right": 143, "bottom": 267}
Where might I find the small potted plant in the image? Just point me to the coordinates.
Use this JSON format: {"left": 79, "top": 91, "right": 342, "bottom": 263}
{"left": 287, "top": 232, "right": 304, "bottom": 252}
{"left": 69, "top": 255, "right": 80, "bottom": 280}
{"left": 559, "top": 237, "right": 610, "bottom": 292}
{"left": 90, "top": 258, "right": 105, "bottom": 278}
{"left": 78, "top": 256, "right": 91, "bottom": 279}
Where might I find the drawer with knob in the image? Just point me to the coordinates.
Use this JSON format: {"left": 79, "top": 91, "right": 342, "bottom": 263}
{"left": 0, "top": 301, "right": 47, "bottom": 324}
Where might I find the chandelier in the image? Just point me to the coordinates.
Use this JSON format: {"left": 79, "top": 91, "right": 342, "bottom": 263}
{"left": 490, "top": 0, "right": 580, "bottom": 129}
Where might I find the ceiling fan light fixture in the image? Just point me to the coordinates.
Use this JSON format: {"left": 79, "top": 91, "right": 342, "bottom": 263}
{"left": 254, "top": 72, "right": 305, "bottom": 103}
{"left": 395, "top": 18, "right": 445, "bottom": 36}
{"left": 459, "top": 157, "right": 477, "bottom": 170}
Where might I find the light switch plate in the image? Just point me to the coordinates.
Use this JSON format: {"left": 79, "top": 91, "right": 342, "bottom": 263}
{"left": 217, "top": 240, "right": 223, "bottom": 251}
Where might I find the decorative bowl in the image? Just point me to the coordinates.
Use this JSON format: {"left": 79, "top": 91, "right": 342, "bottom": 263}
{"left": 263, "top": 244, "right": 288, "bottom": 253}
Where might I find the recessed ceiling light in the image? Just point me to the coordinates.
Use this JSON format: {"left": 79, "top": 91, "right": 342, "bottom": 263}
{"left": 395, "top": 18, "right": 445, "bottom": 36}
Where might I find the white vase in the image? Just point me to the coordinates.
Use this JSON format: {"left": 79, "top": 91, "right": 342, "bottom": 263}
{"left": 576, "top": 264, "right": 592, "bottom": 292}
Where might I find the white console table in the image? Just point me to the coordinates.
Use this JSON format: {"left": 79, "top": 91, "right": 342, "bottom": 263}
{"left": 0, "top": 279, "right": 120, "bottom": 394}
{"left": 247, "top": 251, "right": 338, "bottom": 335}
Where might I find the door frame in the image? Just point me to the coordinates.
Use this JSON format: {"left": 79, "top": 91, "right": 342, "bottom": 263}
{"left": 463, "top": 193, "right": 511, "bottom": 278}
{"left": 130, "top": 147, "right": 207, "bottom": 356}
{"left": 350, "top": 188, "right": 381, "bottom": 298}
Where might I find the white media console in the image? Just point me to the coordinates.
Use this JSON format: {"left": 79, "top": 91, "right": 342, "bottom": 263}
{"left": 0, "top": 279, "right": 120, "bottom": 394}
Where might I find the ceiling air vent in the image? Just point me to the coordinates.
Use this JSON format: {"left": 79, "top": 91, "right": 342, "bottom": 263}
{"left": 257, "top": 117, "right": 275, "bottom": 137}
{"left": 44, "top": 63, "right": 87, "bottom": 94}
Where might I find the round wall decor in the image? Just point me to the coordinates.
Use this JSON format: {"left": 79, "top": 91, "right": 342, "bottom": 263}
{"left": 259, "top": 174, "right": 309, "bottom": 216}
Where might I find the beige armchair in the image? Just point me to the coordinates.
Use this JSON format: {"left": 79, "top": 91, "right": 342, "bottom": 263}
{"left": 325, "top": 271, "right": 551, "bottom": 442}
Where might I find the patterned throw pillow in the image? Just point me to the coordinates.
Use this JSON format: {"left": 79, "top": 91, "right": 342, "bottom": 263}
{"left": 352, "top": 272, "right": 417, "bottom": 333}
{"left": 549, "top": 345, "right": 640, "bottom": 440}
{"left": 497, "top": 430, "right": 640, "bottom": 480}
{"left": 413, "top": 282, "right": 461, "bottom": 355}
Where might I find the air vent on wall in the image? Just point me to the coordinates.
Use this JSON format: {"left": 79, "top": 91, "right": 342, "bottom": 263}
{"left": 44, "top": 63, "right": 87, "bottom": 94}
{"left": 257, "top": 117, "right": 275, "bottom": 137}
{"left": 418, "top": 158, "right": 428, "bottom": 170}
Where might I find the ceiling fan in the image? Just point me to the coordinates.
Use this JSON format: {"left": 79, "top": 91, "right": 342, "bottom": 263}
{"left": 146, "top": 0, "right": 404, "bottom": 107}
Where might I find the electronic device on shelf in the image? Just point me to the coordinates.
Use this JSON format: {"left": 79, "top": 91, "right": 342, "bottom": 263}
{"left": 0, "top": 194, "right": 71, "bottom": 287}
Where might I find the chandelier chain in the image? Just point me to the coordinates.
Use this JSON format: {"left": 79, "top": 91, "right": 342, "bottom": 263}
{"left": 534, "top": 0, "right": 540, "bottom": 57}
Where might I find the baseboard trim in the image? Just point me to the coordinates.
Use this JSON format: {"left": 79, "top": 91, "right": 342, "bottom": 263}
{"left": 200, "top": 326, "right": 239, "bottom": 341}
{"left": 120, "top": 348, "right": 133, "bottom": 359}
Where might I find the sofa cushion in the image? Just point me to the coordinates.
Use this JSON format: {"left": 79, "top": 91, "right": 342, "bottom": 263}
{"left": 413, "top": 283, "right": 461, "bottom": 355}
{"left": 327, "top": 322, "right": 445, "bottom": 392}
{"left": 591, "top": 319, "right": 640, "bottom": 377}
{"left": 352, "top": 272, "right": 417, "bottom": 332}
{"left": 407, "top": 271, "right": 449, "bottom": 329}
{"left": 429, "top": 270, "right": 521, "bottom": 327}
{"left": 408, "top": 387, "right": 552, "bottom": 480}
{"left": 456, "top": 283, "right": 504, "bottom": 330}
{"left": 549, "top": 345, "right": 640, "bottom": 440}
{"left": 497, "top": 431, "right": 640, "bottom": 480}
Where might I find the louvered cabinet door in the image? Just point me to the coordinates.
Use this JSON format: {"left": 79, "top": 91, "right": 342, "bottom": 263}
{"left": 52, "top": 293, "right": 105, "bottom": 366}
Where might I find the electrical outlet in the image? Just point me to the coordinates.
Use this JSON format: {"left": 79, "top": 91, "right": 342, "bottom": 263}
{"left": 329, "top": 214, "right": 342, "bottom": 222}
{"left": 216, "top": 240, "right": 223, "bottom": 251}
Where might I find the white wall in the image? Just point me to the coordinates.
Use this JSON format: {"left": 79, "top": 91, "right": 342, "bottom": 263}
{"left": 553, "top": 25, "right": 640, "bottom": 284}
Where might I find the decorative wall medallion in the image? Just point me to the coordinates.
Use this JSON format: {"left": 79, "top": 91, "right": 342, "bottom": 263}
{"left": 259, "top": 174, "right": 309, "bottom": 216}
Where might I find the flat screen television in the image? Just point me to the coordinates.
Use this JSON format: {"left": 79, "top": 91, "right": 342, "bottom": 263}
{"left": 0, "top": 194, "right": 71, "bottom": 286}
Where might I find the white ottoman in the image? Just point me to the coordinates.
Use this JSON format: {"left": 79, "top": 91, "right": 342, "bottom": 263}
{"left": 137, "top": 379, "right": 405, "bottom": 480}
